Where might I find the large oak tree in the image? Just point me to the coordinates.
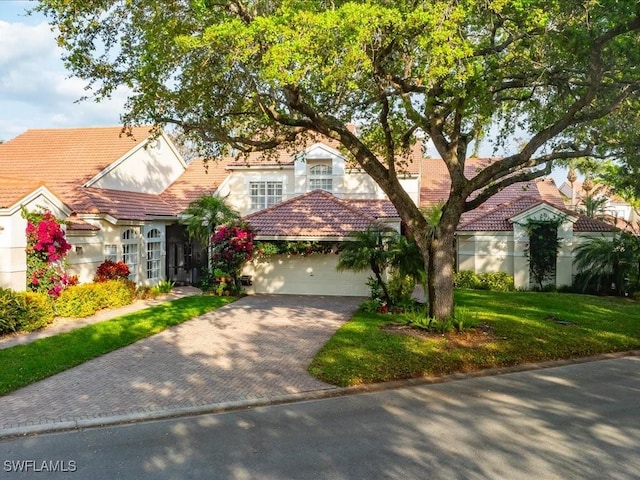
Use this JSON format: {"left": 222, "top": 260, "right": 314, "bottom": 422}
{"left": 39, "top": 0, "right": 640, "bottom": 319}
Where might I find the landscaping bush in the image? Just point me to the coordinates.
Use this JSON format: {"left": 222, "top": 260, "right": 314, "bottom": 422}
{"left": 55, "top": 280, "right": 135, "bottom": 317}
{"left": 454, "top": 270, "right": 482, "bottom": 289}
{"left": 0, "top": 289, "right": 56, "bottom": 335}
{"left": 388, "top": 274, "right": 416, "bottom": 306}
{"left": 454, "top": 270, "right": 514, "bottom": 292}
{"left": 0, "top": 288, "right": 27, "bottom": 334}
{"left": 94, "top": 260, "right": 130, "bottom": 282}
{"left": 478, "top": 272, "right": 514, "bottom": 292}
{"left": 20, "top": 292, "right": 55, "bottom": 331}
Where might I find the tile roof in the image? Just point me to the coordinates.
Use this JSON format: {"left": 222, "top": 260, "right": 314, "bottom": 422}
{"left": 342, "top": 199, "right": 399, "bottom": 218}
{"left": 244, "top": 190, "right": 387, "bottom": 238}
{"left": 81, "top": 187, "right": 178, "bottom": 221}
{"left": 65, "top": 215, "right": 100, "bottom": 232}
{"left": 458, "top": 195, "right": 615, "bottom": 233}
{"left": 161, "top": 158, "right": 229, "bottom": 212}
{"left": 0, "top": 126, "right": 153, "bottom": 186}
{"left": 0, "top": 177, "right": 47, "bottom": 208}
{"left": 0, "top": 128, "right": 231, "bottom": 222}
{"left": 420, "top": 157, "right": 610, "bottom": 232}
{"left": 0, "top": 126, "right": 154, "bottom": 213}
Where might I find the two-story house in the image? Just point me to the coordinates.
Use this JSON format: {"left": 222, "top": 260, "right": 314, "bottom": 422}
{"left": 0, "top": 125, "right": 615, "bottom": 295}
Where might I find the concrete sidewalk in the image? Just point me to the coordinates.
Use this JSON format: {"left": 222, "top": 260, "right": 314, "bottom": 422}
{"left": 0, "top": 293, "right": 362, "bottom": 438}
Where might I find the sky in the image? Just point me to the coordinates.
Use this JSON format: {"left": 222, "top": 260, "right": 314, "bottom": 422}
{"left": 0, "top": 0, "right": 126, "bottom": 142}
{"left": 0, "top": 1, "right": 570, "bottom": 183}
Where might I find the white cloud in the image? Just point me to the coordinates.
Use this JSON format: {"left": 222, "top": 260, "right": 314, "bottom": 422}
{"left": 0, "top": 20, "right": 55, "bottom": 64}
{"left": 0, "top": 10, "right": 127, "bottom": 141}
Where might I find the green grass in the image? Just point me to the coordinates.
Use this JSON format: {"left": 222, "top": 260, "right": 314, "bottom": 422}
{"left": 0, "top": 295, "right": 234, "bottom": 395}
{"left": 309, "top": 290, "right": 640, "bottom": 387}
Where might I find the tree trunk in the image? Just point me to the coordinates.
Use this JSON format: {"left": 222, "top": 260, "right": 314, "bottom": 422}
{"left": 427, "top": 228, "right": 456, "bottom": 320}
{"left": 426, "top": 201, "right": 461, "bottom": 320}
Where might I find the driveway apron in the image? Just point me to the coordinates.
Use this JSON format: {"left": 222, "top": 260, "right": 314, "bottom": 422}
{"left": 0, "top": 295, "right": 362, "bottom": 433}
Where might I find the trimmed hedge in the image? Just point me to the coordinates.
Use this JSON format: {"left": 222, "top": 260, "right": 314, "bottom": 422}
{"left": 0, "top": 289, "right": 56, "bottom": 335}
{"left": 454, "top": 270, "right": 514, "bottom": 292}
{"left": 20, "top": 292, "right": 56, "bottom": 331}
{"left": 55, "top": 280, "right": 135, "bottom": 318}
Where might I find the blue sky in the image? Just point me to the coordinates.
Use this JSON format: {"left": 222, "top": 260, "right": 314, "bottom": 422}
{"left": 0, "top": 1, "right": 124, "bottom": 141}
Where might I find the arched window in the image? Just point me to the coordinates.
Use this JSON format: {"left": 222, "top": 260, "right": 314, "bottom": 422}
{"left": 309, "top": 164, "right": 333, "bottom": 191}
{"left": 146, "top": 228, "right": 162, "bottom": 281}
{"left": 121, "top": 228, "right": 138, "bottom": 280}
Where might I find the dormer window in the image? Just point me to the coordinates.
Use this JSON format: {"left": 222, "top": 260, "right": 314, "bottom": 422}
{"left": 309, "top": 164, "right": 333, "bottom": 191}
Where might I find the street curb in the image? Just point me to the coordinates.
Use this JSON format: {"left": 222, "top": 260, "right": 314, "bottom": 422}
{"left": 1, "top": 349, "right": 638, "bottom": 440}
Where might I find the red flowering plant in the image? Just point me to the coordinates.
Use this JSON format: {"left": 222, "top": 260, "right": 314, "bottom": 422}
{"left": 210, "top": 222, "right": 254, "bottom": 290}
{"left": 94, "top": 260, "right": 130, "bottom": 282}
{"left": 22, "top": 208, "right": 76, "bottom": 297}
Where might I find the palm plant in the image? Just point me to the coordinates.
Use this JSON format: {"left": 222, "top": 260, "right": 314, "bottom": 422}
{"left": 387, "top": 234, "right": 426, "bottom": 292}
{"left": 573, "top": 232, "right": 640, "bottom": 295}
{"left": 337, "top": 227, "right": 394, "bottom": 305}
{"left": 182, "top": 194, "right": 240, "bottom": 245}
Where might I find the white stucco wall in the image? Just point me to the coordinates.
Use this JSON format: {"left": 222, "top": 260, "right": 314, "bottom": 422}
{"left": 457, "top": 233, "right": 515, "bottom": 276}
{"left": 88, "top": 135, "right": 186, "bottom": 194}
{"left": 219, "top": 169, "right": 295, "bottom": 216}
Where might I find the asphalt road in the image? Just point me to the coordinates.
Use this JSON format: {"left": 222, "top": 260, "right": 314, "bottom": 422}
{"left": 1, "top": 356, "right": 638, "bottom": 479}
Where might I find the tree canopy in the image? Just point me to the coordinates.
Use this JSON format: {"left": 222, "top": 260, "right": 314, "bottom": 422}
{"left": 38, "top": 0, "right": 640, "bottom": 318}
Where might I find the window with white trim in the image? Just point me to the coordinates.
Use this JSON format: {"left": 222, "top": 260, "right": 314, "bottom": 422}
{"left": 146, "top": 228, "right": 162, "bottom": 281}
{"left": 121, "top": 228, "right": 138, "bottom": 280}
{"left": 309, "top": 164, "right": 333, "bottom": 191}
{"left": 104, "top": 244, "right": 117, "bottom": 262}
{"left": 250, "top": 181, "right": 283, "bottom": 210}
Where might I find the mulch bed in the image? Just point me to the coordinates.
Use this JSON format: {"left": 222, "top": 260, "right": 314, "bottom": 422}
{"left": 381, "top": 322, "right": 496, "bottom": 348}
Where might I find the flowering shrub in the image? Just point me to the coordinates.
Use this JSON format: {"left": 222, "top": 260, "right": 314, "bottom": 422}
{"left": 211, "top": 223, "right": 254, "bottom": 283}
{"left": 22, "top": 208, "right": 76, "bottom": 297}
{"left": 94, "top": 260, "right": 130, "bottom": 282}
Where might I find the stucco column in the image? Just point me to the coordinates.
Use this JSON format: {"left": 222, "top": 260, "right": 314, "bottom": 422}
{"left": 512, "top": 223, "right": 530, "bottom": 290}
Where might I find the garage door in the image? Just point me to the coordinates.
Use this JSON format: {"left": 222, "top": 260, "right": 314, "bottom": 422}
{"left": 242, "top": 254, "right": 370, "bottom": 296}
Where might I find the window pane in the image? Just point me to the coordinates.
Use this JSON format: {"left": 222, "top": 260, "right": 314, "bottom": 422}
{"left": 250, "top": 181, "right": 283, "bottom": 210}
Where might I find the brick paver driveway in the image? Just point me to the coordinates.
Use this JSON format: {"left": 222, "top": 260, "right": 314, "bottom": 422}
{"left": 0, "top": 295, "right": 362, "bottom": 433}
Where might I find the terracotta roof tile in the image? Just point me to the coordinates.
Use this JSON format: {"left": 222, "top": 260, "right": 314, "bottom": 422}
{"left": 244, "top": 190, "right": 386, "bottom": 238}
{"left": 342, "top": 199, "right": 399, "bottom": 218}
{"left": 66, "top": 215, "right": 100, "bottom": 231}
{"left": 0, "top": 126, "right": 154, "bottom": 212}
{"left": 161, "top": 158, "right": 229, "bottom": 211}
{"left": 0, "top": 177, "right": 47, "bottom": 208}
{"left": 82, "top": 188, "right": 177, "bottom": 221}
{"left": 458, "top": 195, "right": 615, "bottom": 233}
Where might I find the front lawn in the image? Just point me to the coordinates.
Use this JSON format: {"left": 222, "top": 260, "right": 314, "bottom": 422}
{"left": 0, "top": 295, "right": 234, "bottom": 396}
{"left": 308, "top": 290, "right": 640, "bottom": 387}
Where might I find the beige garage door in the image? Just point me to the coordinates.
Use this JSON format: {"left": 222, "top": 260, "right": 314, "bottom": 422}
{"left": 242, "top": 254, "right": 370, "bottom": 296}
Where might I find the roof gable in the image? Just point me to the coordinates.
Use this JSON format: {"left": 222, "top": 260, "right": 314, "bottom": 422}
{"left": 83, "top": 130, "right": 187, "bottom": 192}
{"left": 509, "top": 201, "right": 578, "bottom": 224}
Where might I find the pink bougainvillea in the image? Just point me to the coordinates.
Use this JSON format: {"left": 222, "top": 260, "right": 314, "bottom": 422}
{"left": 210, "top": 223, "right": 255, "bottom": 277}
{"left": 25, "top": 211, "right": 72, "bottom": 263}
{"left": 22, "top": 208, "right": 76, "bottom": 297}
